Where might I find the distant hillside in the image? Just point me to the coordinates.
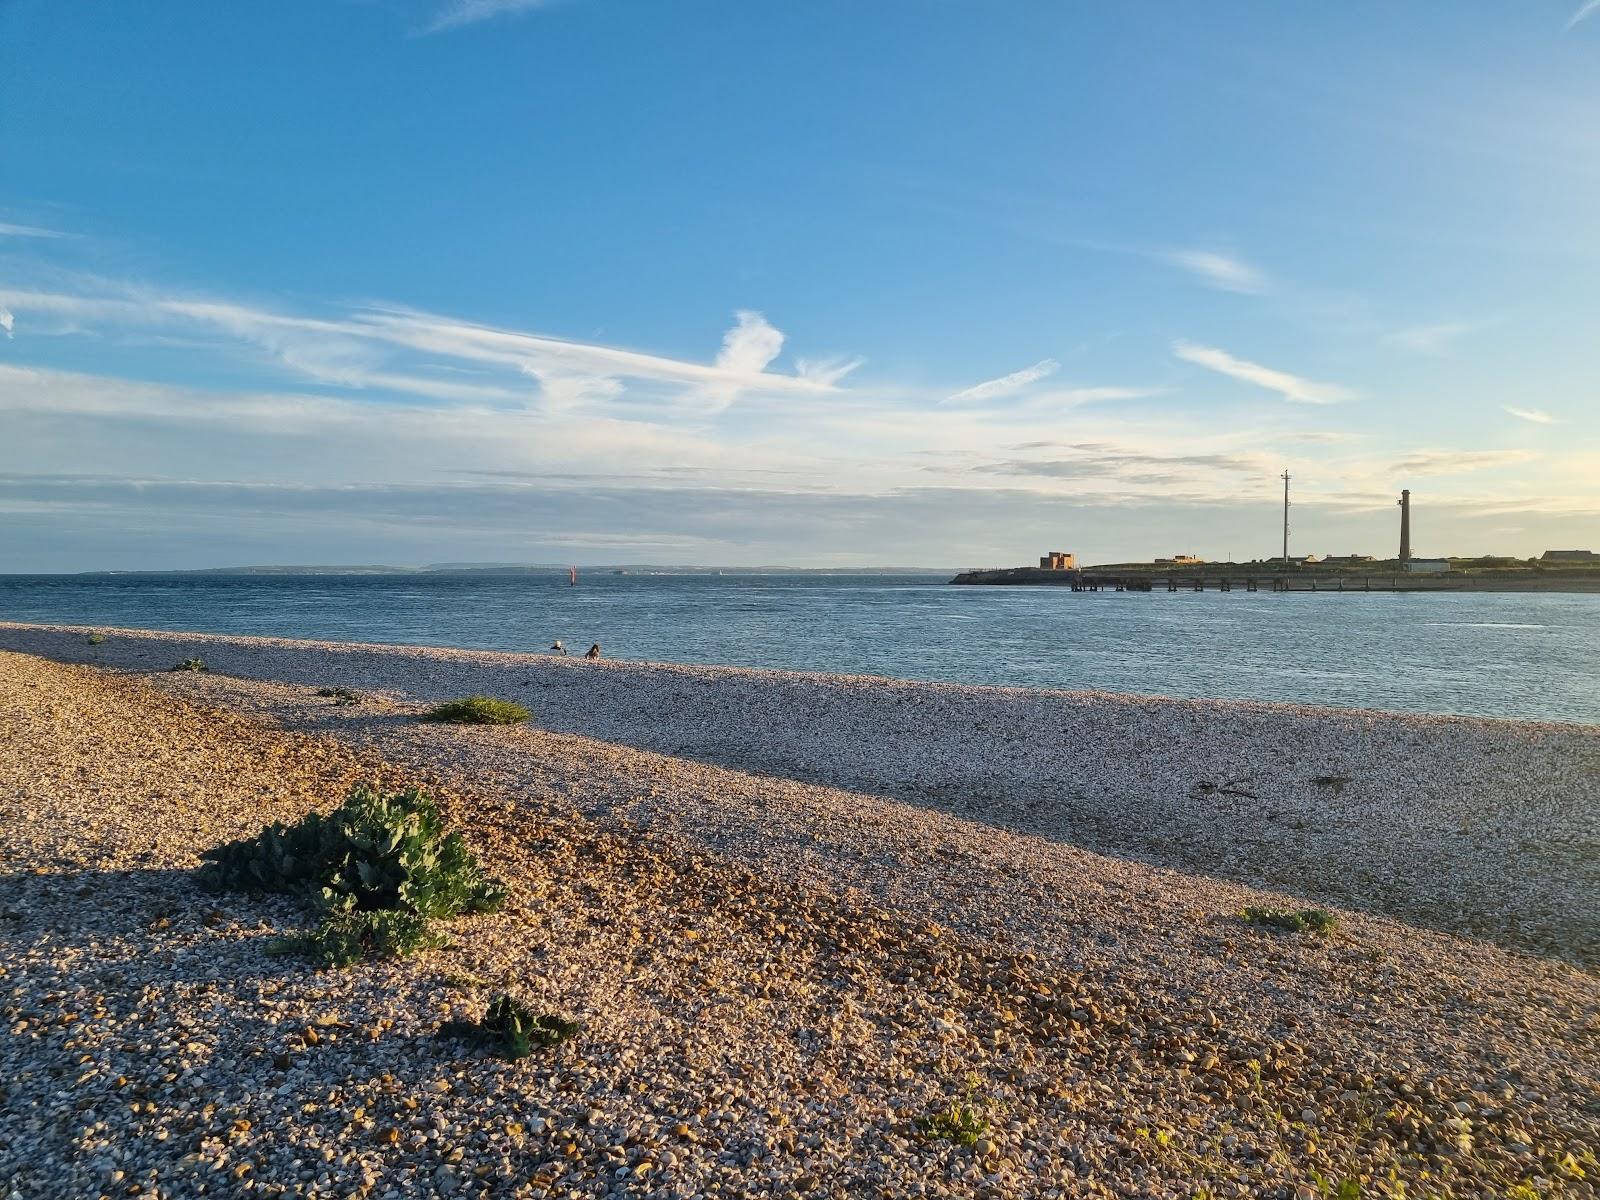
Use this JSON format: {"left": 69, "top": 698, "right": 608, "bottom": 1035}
{"left": 70, "top": 564, "right": 955, "bottom": 577}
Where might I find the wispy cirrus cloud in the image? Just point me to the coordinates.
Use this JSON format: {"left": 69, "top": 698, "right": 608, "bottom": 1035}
{"left": 1566, "top": 0, "right": 1600, "bottom": 30}
{"left": 0, "top": 307, "right": 12, "bottom": 338}
{"left": 794, "top": 356, "right": 865, "bottom": 388}
{"left": 945, "top": 358, "right": 1059, "bottom": 403}
{"left": 0, "top": 221, "right": 71, "bottom": 239}
{"left": 0, "top": 283, "right": 841, "bottom": 413}
{"left": 1383, "top": 321, "right": 1476, "bottom": 355}
{"left": 1026, "top": 386, "right": 1159, "bottom": 408}
{"left": 423, "top": 0, "right": 556, "bottom": 34}
{"left": 1165, "top": 249, "right": 1270, "bottom": 295}
{"left": 1391, "top": 449, "right": 1537, "bottom": 476}
{"left": 1504, "top": 405, "right": 1558, "bottom": 425}
{"left": 1173, "top": 340, "right": 1353, "bottom": 405}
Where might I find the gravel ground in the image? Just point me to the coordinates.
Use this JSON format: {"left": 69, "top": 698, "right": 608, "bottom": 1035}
{"left": 1, "top": 639, "right": 1597, "bottom": 1199}
{"left": 2, "top": 620, "right": 1597, "bottom": 964}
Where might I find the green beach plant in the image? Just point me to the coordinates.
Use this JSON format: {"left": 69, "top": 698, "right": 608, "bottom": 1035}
{"left": 199, "top": 782, "right": 505, "bottom": 966}
{"left": 1307, "top": 1172, "right": 1364, "bottom": 1200}
{"left": 171, "top": 657, "right": 208, "bottom": 673}
{"left": 268, "top": 908, "right": 441, "bottom": 967}
{"left": 917, "top": 1102, "right": 988, "bottom": 1147}
{"left": 315, "top": 686, "right": 363, "bottom": 706}
{"left": 1239, "top": 906, "right": 1339, "bottom": 935}
{"left": 86, "top": 632, "right": 106, "bottom": 646}
{"left": 439, "top": 994, "right": 580, "bottom": 1060}
{"left": 420, "top": 696, "right": 530, "bottom": 725}
{"left": 200, "top": 782, "right": 505, "bottom": 915}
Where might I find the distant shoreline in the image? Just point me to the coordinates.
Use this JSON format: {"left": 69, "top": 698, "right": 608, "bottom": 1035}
{"left": 1, "top": 565, "right": 958, "bottom": 579}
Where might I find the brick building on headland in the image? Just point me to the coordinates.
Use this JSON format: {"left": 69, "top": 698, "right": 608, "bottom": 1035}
{"left": 1038, "top": 551, "right": 1077, "bottom": 570}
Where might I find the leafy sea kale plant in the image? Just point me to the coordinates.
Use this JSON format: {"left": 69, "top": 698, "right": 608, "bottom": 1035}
{"left": 200, "top": 782, "right": 505, "bottom": 965}
{"left": 171, "top": 657, "right": 208, "bottom": 672}
{"left": 439, "top": 994, "right": 580, "bottom": 1060}
{"left": 86, "top": 632, "right": 106, "bottom": 646}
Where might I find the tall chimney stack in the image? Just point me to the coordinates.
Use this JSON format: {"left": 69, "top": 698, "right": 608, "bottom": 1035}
{"left": 1281, "top": 470, "right": 1291, "bottom": 563}
{"left": 1398, "top": 489, "right": 1412, "bottom": 563}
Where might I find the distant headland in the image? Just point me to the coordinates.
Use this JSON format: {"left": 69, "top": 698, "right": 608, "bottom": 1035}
{"left": 955, "top": 482, "right": 1600, "bottom": 593}
{"left": 952, "top": 551, "right": 1600, "bottom": 593}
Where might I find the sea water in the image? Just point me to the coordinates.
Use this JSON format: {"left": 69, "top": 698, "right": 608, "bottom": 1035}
{"left": 2, "top": 572, "right": 1597, "bottom": 723}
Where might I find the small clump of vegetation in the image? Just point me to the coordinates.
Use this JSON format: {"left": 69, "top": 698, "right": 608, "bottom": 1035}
{"left": 268, "top": 908, "right": 441, "bottom": 967}
{"left": 315, "top": 686, "right": 363, "bottom": 706}
{"left": 171, "top": 657, "right": 208, "bottom": 673}
{"left": 86, "top": 632, "right": 106, "bottom": 646}
{"left": 420, "top": 696, "right": 530, "bottom": 725}
{"left": 1306, "top": 1174, "right": 1365, "bottom": 1200}
{"left": 918, "top": 1102, "right": 989, "bottom": 1147}
{"left": 199, "top": 782, "right": 505, "bottom": 966}
{"left": 1240, "top": 906, "right": 1339, "bottom": 935}
{"left": 439, "top": 994, "right": 580, "bottom": 1060}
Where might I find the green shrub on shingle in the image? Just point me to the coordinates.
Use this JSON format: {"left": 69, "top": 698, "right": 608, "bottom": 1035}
{"left": 269, "top": 908, "right": 442, "bottom": 968}
{"left": 1239, "top": 906, "right": 1339, "bottom": 935}
{"left": 200, "top": 782, "right": 505, "bottom": 916}
{"left": 199, "top": 782, "right": 505, "bottom": 966}
{"left": 918, "top": 1103, "right": 988, "bottom": 1147}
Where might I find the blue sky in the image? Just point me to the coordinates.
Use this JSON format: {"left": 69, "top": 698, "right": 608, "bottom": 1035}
{"left": 1, "top": 0, "right": 1596, "bottom": 569}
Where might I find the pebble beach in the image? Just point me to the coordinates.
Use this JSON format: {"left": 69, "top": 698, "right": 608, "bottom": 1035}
{"left": 1, "top": 621, "right": 1597, "bottom": 1199}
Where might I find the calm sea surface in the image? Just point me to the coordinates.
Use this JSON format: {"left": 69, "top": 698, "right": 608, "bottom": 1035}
{"left": 2, "top": 573, "right": 1597, "bottom": 723}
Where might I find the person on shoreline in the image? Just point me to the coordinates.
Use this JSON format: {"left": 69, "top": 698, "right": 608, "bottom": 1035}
{"left": 550, "top": 640, "right": 566, "bottom": 655}
{"left": 585, "top": 643, "right": 601, "bottom": 659}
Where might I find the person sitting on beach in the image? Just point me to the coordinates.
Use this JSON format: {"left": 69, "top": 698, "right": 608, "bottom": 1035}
{"left": 585, "top": 643, "right": 601, "bottom": 659}
{"left": 550, "top": 640, "right": 566, "bottom": 655}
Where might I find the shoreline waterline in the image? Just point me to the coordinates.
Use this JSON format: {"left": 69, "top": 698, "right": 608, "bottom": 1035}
{"left": 2, "top": 615, "right": 1597, "bottom": 730}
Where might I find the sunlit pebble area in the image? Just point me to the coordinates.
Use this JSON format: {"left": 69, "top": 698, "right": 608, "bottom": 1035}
{"left": 0, "top": 627, "right": 1597, "bottom": 1200}
{"left": 3, "top": 621, "right": 1596, "bottom": 963}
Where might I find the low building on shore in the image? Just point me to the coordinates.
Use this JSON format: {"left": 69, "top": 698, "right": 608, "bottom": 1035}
{"left": 1154, "top": 554, "right": 1204, "bottom": 565}
{"left": 1403, "top": 558, "right": 1451, "bottom": 574}
{"left": 1541, "top": 549, "right": 1597, "bottom": 561}
{"left": 1038, "top": 551, "right": 1077, "bottom": 570}
{"left": 1320, "top": 554, "right": 1376, "bottom": 566}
